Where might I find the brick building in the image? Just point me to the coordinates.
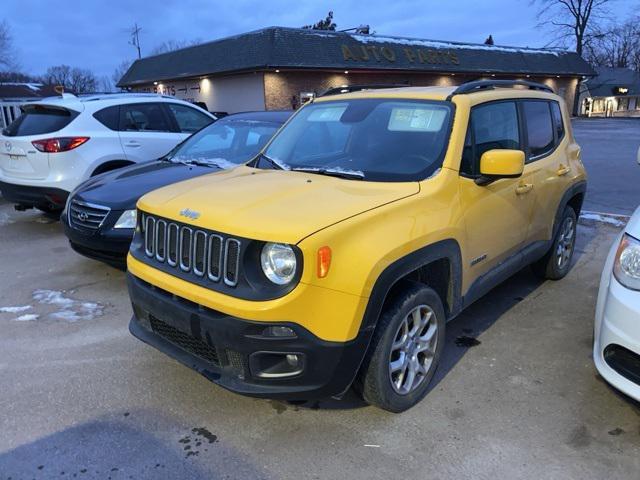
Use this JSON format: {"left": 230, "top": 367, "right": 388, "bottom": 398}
{"left": 118, "top": 26, "right": 595, "bottom": 114}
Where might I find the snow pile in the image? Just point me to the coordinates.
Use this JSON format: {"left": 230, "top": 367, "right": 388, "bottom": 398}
{"left": 32, "top": 290, "right": 104, "bottom": 322}
{"left": 0, "top": 212, "right": 14, "bottom": 227}
{"left": 15, "top": 314, "right": 39, "bottom": 322}
{"left": 580, "top": 212, "right": 628, "bottom": 228}
{"left": 0, "top": 306, "right": 32, "bottom": 313}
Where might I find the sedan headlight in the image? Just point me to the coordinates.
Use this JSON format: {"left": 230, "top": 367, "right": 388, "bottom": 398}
{"left": 613, "top": 234, "right": 640, "bottom": 290}
{"left": 114, "top": 209, "right": 137, "bottom": 229}
{"left": 261, "top": 243, "right": 297, "bottom": 285}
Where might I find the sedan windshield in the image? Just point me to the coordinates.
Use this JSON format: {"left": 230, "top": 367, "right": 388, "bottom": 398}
{"left": 260, "top": 99, "right": 453, "bottom": 182}
{"left": 169, "top": 119, "right": 281, "bottom": 168}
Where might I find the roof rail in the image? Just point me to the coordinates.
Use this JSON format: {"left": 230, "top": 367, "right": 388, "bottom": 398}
{"left": 320, "top": 83, "right": 409, "bottom": 97}
{"left": 446, "top": 80, "right": 554, "bottom": 100}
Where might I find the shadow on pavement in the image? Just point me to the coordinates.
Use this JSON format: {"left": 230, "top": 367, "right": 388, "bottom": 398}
{"left": 0, "top": 413, "right": 270, "bottom": 480}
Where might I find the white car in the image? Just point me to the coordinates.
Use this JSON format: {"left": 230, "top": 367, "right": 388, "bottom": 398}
{"left": 0, "top": 93, "right": 215, "bottom": 213}
{"left": 594, "top": 207, "right": 640, "bottom": 401}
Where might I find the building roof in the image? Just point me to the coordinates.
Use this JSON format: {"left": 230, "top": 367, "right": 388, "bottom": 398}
{"left": 0, "top": 82, "right": 61, "bottom": 100}
{"left": 118, "top": 27, "right": 596, "bottom": 87}
{"left": 583, "top": 66, "right": 640, "bottom": 97}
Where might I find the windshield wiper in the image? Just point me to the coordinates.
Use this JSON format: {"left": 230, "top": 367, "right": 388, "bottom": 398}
{"left": 291, "top": 167, "right": 365, "bottom": 180}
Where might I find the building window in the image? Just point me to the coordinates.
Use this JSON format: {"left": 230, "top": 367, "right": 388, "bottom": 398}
{"left": 617, "top": 97, "right": 630, "bottom": 111}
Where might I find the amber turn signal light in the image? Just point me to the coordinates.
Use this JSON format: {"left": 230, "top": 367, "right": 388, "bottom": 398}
{"left": 317, "top": 246, "right": 332, "bottom": 278}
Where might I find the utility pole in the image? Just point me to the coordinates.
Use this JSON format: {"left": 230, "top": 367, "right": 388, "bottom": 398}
{"left": 129, "top": 23, "right": 142, "bottom": 59}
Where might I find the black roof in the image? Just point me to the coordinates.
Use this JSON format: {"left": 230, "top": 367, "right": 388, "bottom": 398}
{"left": 118, "top": 27, "right": 595, "bottom": 87}
{"left": 583, "top": 66, "right": 640, "bottom": 97}
{"left": 219, "top": 110, "right": 291, "bottom": 123}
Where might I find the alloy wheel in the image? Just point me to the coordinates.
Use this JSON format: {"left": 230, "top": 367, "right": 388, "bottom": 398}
{"left": 388, "top": 304, "right": 438, "bottom": 395}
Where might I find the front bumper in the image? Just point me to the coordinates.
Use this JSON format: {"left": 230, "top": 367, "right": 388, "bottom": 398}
{"left": 127, "top": 273, "right": 371, "bottom": 400}
{"left": 0, "top": 180, "right": 69, "bottom": 210}
{"left": 594, "top": 273, "right": 640, "bottom": 402}
{"left": 61, "top": 210, "right": 133, "bottom": 267}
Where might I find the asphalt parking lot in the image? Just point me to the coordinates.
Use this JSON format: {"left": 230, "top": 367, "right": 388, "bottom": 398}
{"left": 1, "top": 119, "right": 640, "bottom": 479}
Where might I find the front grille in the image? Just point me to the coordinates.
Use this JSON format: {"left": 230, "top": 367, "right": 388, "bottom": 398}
{"left": 149, "top": 314, "right": 220, "bottom": 365}
{"left": 141, "top": 213, "right": 241, "bottom": 288}
{"left": 69, "top": 200, "right": 110, "bottom": 230}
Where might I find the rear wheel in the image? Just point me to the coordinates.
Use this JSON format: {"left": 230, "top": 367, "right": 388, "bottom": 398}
{"left": 355, "top": 282, "right": 445, "bottom": 412}
{"left": 531, "top": 207, "right": 577, "bottom": 280}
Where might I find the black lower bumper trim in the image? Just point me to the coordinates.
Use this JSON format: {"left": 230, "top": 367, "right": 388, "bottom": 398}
{"left": 604, "top": 344, "right": 640, "bottom": 386}
{"left": 0, "top": 180, "right": 68, "bottom": 210}
{"left": 127, "top": 272, "right": 371, "bottom": 400}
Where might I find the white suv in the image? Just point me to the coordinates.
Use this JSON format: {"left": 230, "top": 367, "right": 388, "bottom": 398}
{"left": 0, "top": 93, "right": 215, "bottom": 213}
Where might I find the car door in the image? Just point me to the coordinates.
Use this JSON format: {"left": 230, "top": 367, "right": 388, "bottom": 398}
{"left": 118, "top": 102, "right": 183, "bottom": 162}
{"left": 458, "top": 100, "right": 537, "bottom": 284}
{"left": 522, "top": 100, "right": 574, "bottom": 243}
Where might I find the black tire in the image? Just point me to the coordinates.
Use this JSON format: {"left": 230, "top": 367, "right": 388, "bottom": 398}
{"left": 355, "top": 281, "right": 446, "bottom": 413}
{"left": 531, "top": 207, "right": 577, "bottom": 280}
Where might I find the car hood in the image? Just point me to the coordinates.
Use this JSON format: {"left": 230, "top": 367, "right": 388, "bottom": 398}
{"left": 138, "top": 166, "right": 420, "bottom": 244}
{"left": 74, "top": 160, "right": 221, "bottom": 211}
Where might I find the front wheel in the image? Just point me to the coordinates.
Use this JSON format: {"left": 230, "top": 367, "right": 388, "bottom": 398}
{"left": 531, "top": 207, "right": 577, "bottom": 280}
{"left": 355, "top": 282, "right": 445, "bottom": 412}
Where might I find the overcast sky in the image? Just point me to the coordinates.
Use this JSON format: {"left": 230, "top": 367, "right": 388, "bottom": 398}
{"left": 1, "top": 0, "right": 631, "bottom": 81}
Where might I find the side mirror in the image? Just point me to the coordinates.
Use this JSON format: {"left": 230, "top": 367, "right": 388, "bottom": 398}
{"left": 477, "top": 149, "right": 525, "bottom": 185}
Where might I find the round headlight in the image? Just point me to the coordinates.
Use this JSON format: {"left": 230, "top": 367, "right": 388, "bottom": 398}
{"left": 261, "top": 243, "right": 297, "bottom": 285}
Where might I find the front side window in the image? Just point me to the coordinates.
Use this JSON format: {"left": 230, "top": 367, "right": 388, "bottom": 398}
{"left": 261, "top": 99, "right": 454, "bottom": 182}
{"left": 167, "top": 103, "right": 213, "bottom": 133}
{"left": 460, "top": 101, "right": 520, "bottom": 176}
{"left": 120, "top": 103, "right": 171, "bottom": 132}
{"left": 523, "top": 101, "right": 554, "bottom": 159}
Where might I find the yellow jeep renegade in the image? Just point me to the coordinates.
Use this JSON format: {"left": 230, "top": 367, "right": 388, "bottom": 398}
{"left": 127, "top": 80, "right": 587, "bottom": 412}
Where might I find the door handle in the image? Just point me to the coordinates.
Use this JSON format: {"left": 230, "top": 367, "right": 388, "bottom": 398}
{"left": 557, "top": 164, "right": 571, "bottom": 176}
{"left": 515, "top": 183, "right": 533, "bottom": 195}
{"left": 125, "top": 141, "right": 141, "bottom": 148}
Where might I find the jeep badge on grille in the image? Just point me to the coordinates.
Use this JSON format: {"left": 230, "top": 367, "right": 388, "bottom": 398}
{"left": 179, "top": 208, "right": 200, "bottom": 220}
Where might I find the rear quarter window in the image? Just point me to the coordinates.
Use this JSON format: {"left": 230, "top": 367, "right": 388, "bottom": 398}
{"left": 93, "top": 106, "right": 120, "bottom": 130}
{"left": 3, "top": 105, "right": 77, "bottom": 137}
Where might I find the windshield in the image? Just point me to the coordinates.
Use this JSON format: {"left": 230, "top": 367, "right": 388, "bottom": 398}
{"left": 260, "top": 99, "right": 453, "bottom": 182}
{"left": 169, "top": 119, "right": 282, "bottom": 168}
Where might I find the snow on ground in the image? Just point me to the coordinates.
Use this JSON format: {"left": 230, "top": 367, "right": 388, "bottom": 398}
{"left": 0, "top": 306, "right": 32, "bottom": 313}
{"left": 580, "top": 212, "right": 628, "bottom": 228}
{"left": 14, "top": 314, "right": 39, "bottom": 322}
{"left": 32, "top": 289, "right": 104, "bottom": 322}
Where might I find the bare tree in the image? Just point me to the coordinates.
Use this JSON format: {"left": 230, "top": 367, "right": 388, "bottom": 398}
{"left": 44, "top": 65, "right": 72, "bottom": 88}
{"left": 43, "top": 65, "right": 97, "bottom": 93}
{"left": 586, "top": 21, "right": 640, "bottom": 69}
{"left": 112, "top": 59, "right": 133, "bottom": 88}
{"left": 0, "top": 20, "right": 17, "bottom": 70}
{"left": 532, "top": 0, "right": 615, "bottom": 56}
{"left": 150, "top": 39, "right": 201, "bottom": 56}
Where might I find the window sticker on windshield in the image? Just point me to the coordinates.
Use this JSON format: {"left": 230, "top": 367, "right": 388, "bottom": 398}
{"left": 388, "top": 107, "right": 447, "bottom": 132}
{"left": 307, "top": 106, "right": 347, "bottom": 122}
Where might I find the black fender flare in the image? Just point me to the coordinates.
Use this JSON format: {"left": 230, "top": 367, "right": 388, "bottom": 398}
{"left": 359, "top": 238, "right": 463, "bottom": 335}
{"left": 552, "top": 180, "right": 587, "bottom": 237}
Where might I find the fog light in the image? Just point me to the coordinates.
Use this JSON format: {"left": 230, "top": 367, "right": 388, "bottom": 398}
{"left": 262, "top": 326, "right": 296, "bottom": 338}
{"left": 250, "top": 352, "right": 305, "bottom": 378}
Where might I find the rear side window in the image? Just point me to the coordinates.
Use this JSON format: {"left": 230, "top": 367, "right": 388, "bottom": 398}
{"left": 460, "top": 101, "right": 520, "bottom": 176}
{"left": 523, "top": 101, "right": 554, "bottom": 159}
{"left": 166, "top": 104, "right": 213, "bottom": 133}
{"left": 3, "top": 105, "right": 77, "bottom": 137}
{"left": 550, "top": 102, "right": 565, "bottom": 142}
{"left": 120, "top": 103, "right": 171, "bottom": 132}
{"left": 93, "top": 106, "right": 119, "bottom": 130}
